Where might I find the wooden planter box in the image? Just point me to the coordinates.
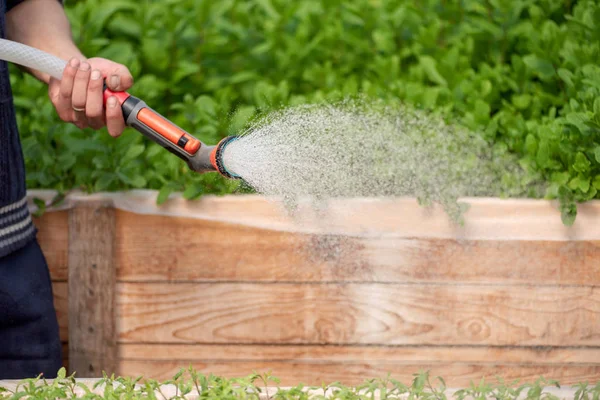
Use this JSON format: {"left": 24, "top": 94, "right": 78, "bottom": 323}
{"left": 31, "top": 189, "right": 600, "bottom": 386}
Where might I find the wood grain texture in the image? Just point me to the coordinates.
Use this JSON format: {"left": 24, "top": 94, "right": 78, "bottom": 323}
{"left": 34, "top": 211, "right": 68, "bottom": 281}
{"left": 120, "top": 344, "right": 600, "bottom": 364}
{"left": 114, "top": 211, "right": 600, "bottom": 285}
{"left": 53, "top": 282, "right": 68, "bottom": 342}
{"left": 68, "top": 203, "right": 117, "bottom": 377}
{"left": 118, "top": 360, "right": 600, "bottom": 386}
{"left": 117, "top": 283, "right": 600, "bottom": 346}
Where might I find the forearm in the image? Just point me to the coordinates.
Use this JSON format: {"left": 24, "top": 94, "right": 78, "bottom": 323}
{"left": 5, "top": 0, "right": 85, "bottom": 84}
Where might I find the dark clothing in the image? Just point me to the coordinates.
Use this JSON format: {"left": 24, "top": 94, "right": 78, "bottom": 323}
{"left": 0, "top": 239, "right": 63, "bottom": 378}
{"left": 0, "top": 0, "right": 37, "bottom": 258}
{"left": 0, "top": 0, "right": 64, "bottom": 379}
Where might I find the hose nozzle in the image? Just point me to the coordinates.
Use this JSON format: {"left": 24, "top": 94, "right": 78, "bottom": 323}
{"left": 185, "top": 135, "right": 240, "bottom": 178}
{"left": 210, "top": 136, "right": 240, "bottom": 179}
{"left": 107, "top": 89, "right": 240, "bottom": 179}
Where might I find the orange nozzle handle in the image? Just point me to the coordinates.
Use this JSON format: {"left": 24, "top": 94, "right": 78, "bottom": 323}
{"left": 136, "top": 108, "right": 201, "bottom": 154}
{"left": 103, "top": 86, "right": 201, "bottom": 155}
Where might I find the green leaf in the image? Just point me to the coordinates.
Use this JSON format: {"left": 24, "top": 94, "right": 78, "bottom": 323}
{"left": 551, "top": 171, "right": 571, "bottom": 185}
{"left": 195, "top": 95, "right": 217, "bottom": 116}
{"left": 157, "top": 185, "right": 174, "bottom": 205}
{"left": 95, "top": 173, "right": 116, "bottom": 191}
{"left": 172, "top": 61, "right": 201, "bottom": 84}
{"left": 255, "top": 0, "right": 280, "bottom": 19}
{"left": 557, "top": 68, "right": 574, "bottom": 87}
{"left": 122, "top": 144, "right": 145, "bottom": 163}
{"left": 566, "top": 112, "right": 590, "bottom": 135}
{"left": 536, "top": 140, "right": 550, "bottom": 167}
{"left": 107, "top": 15, "right": 142, "bottom": 37}
{"left": 419, "top": 56, "right": 448, "bottom": 86}
{"left": 573, "top": 152, "right": 591, "bottom": 173}
{"left": 228, "top": 105, "right": 256, "bottom": 134}
{"left": 8, "top": 391, "right": 27, "bottom": 400}
{"left": 229, "top": 71, "right": 258, "bottom": 84}
{"left": 522, "top": 55, "right": 555, "bottom": 80}
{"left": 117, "top": 171, "right": 147, "bottom": 188}
{"left": 513, "top": 94, "right": 531, "bottom": 110}
{"left": 560, "top": 203, "right": 577, "bottom": 226}
{"left": 57, "top": 367, "right": 66, "bottom": 380}
{"left": 183, "top": 184, "right": 204, "bottom": 200}
{"left": 32, "top": 198, "right": 46, "bottom": 218}
{"left": 569, "top": 175, "right": 590, "bottom": 193}
{"left": 524, "top": 134, "right": 537, "bottom": 156}
{"left": 474, "top": 99, "right": 490, "bottom": 123}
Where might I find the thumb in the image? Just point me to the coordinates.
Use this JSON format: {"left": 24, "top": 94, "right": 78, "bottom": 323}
{"left": 104, "top": 64, "right": 134, "bottom": 92}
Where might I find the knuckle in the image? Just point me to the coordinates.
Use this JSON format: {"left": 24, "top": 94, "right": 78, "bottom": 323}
{"left": 58, "top": 112, "right": 70, "bottom": 122}
{"left": 85, "top": 108, "right": 100, "bottom": 119}
{"left": 123, "top": 75, "right": 133, "bottom": 87}
{"left": 72, "top": 96, "right": 86, "bottom": 108}
{"left": 89, "top": 79, "right": 102, "bottom": 91}
{"left": 63, "top": 67, "right": 76, "bottom": 79}
{"left": 75, "top": 71, "right": 89, "bottom": 81}
{"left": 106, "top": 108, "right": 119, "bottom": 119}
{"left": 92, "top": 121, "right": 105, "bottom": 130}
{"left": 59, "top": 86, "right": 72, "bottom": 98}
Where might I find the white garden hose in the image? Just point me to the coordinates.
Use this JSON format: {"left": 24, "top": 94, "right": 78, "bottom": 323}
{"left": 0, "top": 38, "right": 66, "bottom": 80}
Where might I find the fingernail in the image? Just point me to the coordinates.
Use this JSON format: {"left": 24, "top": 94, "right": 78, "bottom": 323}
{"left": 107, "top": 96, "right": 117, "bottom": 108}
{"left": 69, "top": 58, "right": 79, "bottom": 68}
{"left": 110, "top": 75, "right": 120, "bottom": 89}
{"left": 79, "top": 62, "right": 90, "bottom": 71}
{"left": 91, "top": 70, "right": 101, "bottom": 80}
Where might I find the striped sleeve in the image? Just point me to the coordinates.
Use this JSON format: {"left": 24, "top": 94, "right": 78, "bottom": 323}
{"left": 0, "top": 196, "right": 37, "bottom": 258}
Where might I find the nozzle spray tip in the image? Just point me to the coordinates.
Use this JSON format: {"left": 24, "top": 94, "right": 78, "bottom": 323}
{"left": 210, "top": 136, "right": 241, "bottom": 179}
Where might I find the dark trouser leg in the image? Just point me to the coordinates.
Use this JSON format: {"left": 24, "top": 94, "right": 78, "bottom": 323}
{"left": 0, "top": 239, "right": 63, "bottom": 379}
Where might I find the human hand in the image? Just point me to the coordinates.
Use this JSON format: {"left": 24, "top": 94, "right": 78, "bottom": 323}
{"left": 48, "top": 57, "right": 134, "bottom": 137}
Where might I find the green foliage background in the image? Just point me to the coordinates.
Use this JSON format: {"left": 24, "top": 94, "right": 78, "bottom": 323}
{"left": 13, "top": 0, "right": 600, "bottom": 221}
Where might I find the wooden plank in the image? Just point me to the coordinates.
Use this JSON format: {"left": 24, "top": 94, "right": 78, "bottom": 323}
{"left": 62, "top": 343, "right": 69, "bottom": 370}
{"left": 68, "top": 202, "right": 117, "bottom": 377}
{"left": 53, "top": 281, "right": 68, "bottom": 342}
{"left": 114, "top": 211, "right": 600, "bottom": 285}
{"left": 40, "top": 191, "right": 596, "bottom": 241}
{"left": 117, "top": 283, "right": 600, "bottom": 346}
{"left": 118, "top": 360, "right": 600, "bottom": 386}
{"left": 120, "top": 344, "right": 600, "bottom": 364}
{"left": 34, "top": 211, "right": 68, "bottom": 281}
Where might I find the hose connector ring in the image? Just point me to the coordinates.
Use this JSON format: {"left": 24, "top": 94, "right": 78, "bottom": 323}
{"left": 211, "top": 136, "right": 241, "bottom": 179}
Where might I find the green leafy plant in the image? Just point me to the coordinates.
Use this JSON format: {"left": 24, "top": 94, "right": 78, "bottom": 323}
{"left": 13, "top": 0, "right": 600, "bottom": 224}
{"left": 1, "top": 368, "right": 596, "bottom": 400}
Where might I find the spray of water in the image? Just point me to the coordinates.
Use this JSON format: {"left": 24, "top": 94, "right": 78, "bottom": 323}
{"left": 223, "top": 100, "right": 543, "bottom": 223}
